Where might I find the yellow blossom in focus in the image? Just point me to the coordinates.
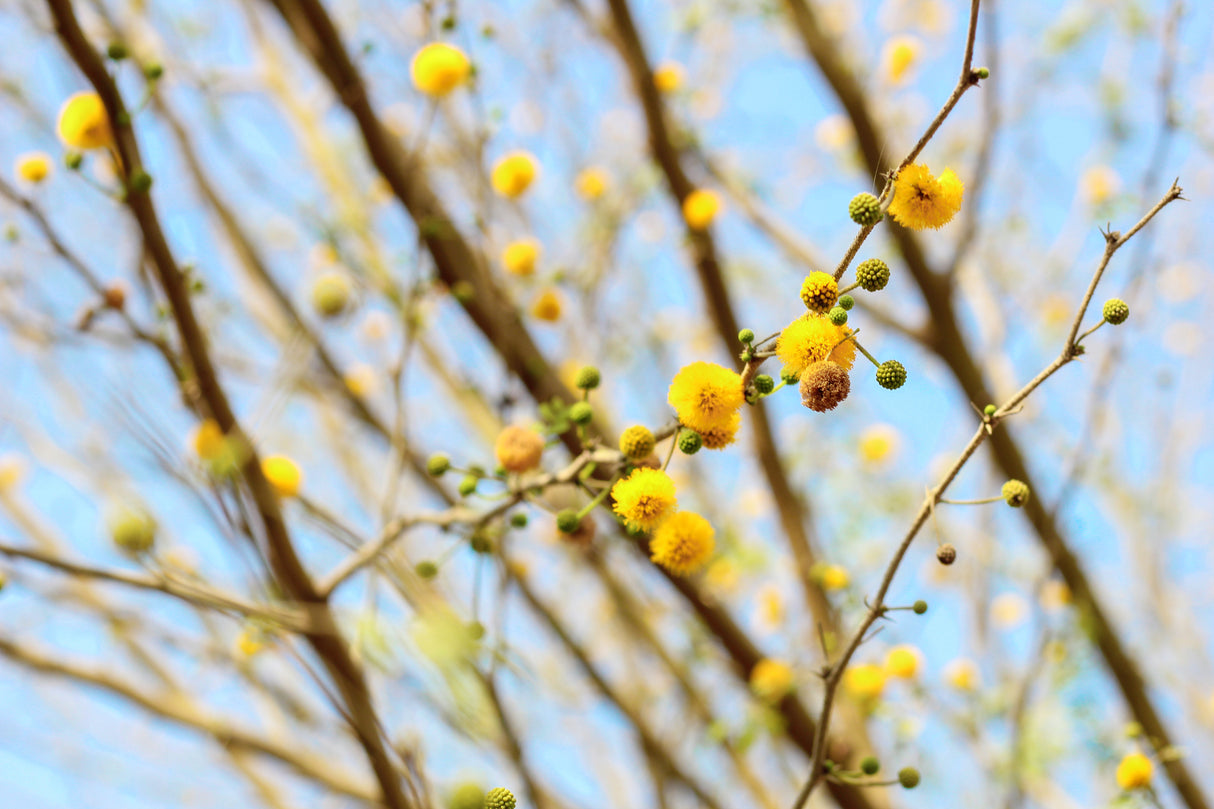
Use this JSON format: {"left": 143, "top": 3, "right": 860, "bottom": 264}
{"left": 885, "top": 645, "right": 922, "bottom": 679}
{"left": 750, "top": 658, "right": 795, "bottom": 702}
{"left": 492, "top": 151, "right": 539, "bottom": 198}
{"left": 667, "top": 361, "right": 745, "bottom": 434}
{"left": 700, "top": 411, "right": 741, "bottom": 450}
{"left": 858, "top": 423, "right": 900, "bottom": 468}
{"left": 776, "top": 315, "right": 855, "bottom": 377}
{"left": 410, "top": 42, "right": 472, "bottom": 97}
{"left": 843, "top": 663, "right": 886, "bottom": 701}
{"left": 611, "top": 467, "right": 677, "bottom": 532}
{"left": 1081, "top": 165, "right": 1120, "bottom": 206}
{"left": 991, "top": 592, "right": 1028, "bottom": 629}
{"left": 653, "top": 61, "right": 685, "bottom": 93}
{"left": 531, "top": 289, "right": 562, "bottom": 321}
{"left": 650, "top": 511, "right": 715, "bottom": 575}
{"left": 502, "top": 239, "right": 541, "bottom": 276}
{"left": 575, "top": 167, "right": 609, "bottom": 200}
{"left": 15, "top": 152, "right": 52, "bottom": 184}
{"left": 1115, "top": 752, "right": 1153, "bottom": 790}
{"left": 943, "top": 657, "right": 980, "bottom": 691}
{"left": 261, "top": 455, "right": 302, "bottom": 498}
{"left": 682, "top": 188, "right": 722, "bottom": 230}
{"left": 888, "top": 163, "right": 963, "bottom": 230}
{"left": 883, "top": 36, "right": 921, "bottom": 84}
{"left": 57, "top": 92, "right": 112, "bottom": 150}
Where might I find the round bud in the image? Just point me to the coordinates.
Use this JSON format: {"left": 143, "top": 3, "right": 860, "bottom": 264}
{"left": 828, "top": 306, "right": 848, "bottom": 326}
{"left": 619, "top": 425, "right": 656, "bottom": 459}
{"left": 312, "top": 273, "right": 353, "bottom": 318}
{"left": 106, "top": 42, "right": 129, "bottom": 60}
{"left": 427, "top": 453, "right": 451, "bottom": 477}
{"left": 108, "top": 505, "right": 157, "bottom": 555}
{"left": 448, "top": 784, "right": 485, "bottom": 809}
{"left": 144, "top": 63, "right": 164, "bottom": 80}
{"left": 1001, "top": 479, "right": 1030, "bottom": 508}
{"left": 569, "top": 402, "right": 593, "bottom": 425}
{"left": 556, "top": 510, "right": 581, "bottom": 534}
{"left": 738, "top": 328, "right": 755, "bottom": 344}
{"left": 837, "top": 294, "right": 855, "bottom": 311}
{"left": 1102, "top": 298, "right": 1129, "bottom": 325}
{"left": 875, "top": 360, "right": 907, "bottom": 390}
{"left": 677, "top": 429, "right": 702, "bottom": 455}
{"left": 485, "top": 788, "right": 516, "bottom": 809}
{"left": 740, "top": 351, "right": 754, "bottom": 364}
{"left": 984, "top": 404, "right": 997, "bottom": 416}
{"left": 856, "top": 258, "right": 891, "bottom": 292}
{"left": 467, "top": 621, "right": 485, "bottom": 640}
{"left": 800, "top": 271, "right": 839, "bottom": 313}
{"left": 912, "top": 600, "right": 928, "bottom": 615}
{"left": 780, "top": 367, "right": 799, "bottom": 385}
{"left": 415, "top": 560, "right": 439, "bottom": 579}
{"left": 754, "top": 374, "right": 775, "bottom": 395}
{"left": 898, "top": 768, "right": 920, "bottom": 789}
{"left": 976, "top": 67, "right": 990, "bottom": 79}
{"left": 451, "top": 280, "right": 475, "bottom": 303}
{"left": 860, "top": 756, "right": 880, "bottom": 776}
{"left": 470, "top": 532, "right": 493, "bottom": 554}
{"left": 103, "top": 284, "right": 127, "bottom": 309}
{"left": 458, "top": 475, "right": 478, "bottom": 497}
{"left": 936, "top": 544, "right": 957, "bottom": 566}
{"left": 848, "top": 193, "right": 883, "bottom": 227}
{"left": 510, "top": 511, "right": 529, "bottom": 528}
{"left": 575, "top": 366, "right": 601, "bottom": 390}
{"left": 64, "top": 151, "right": 84, "bottom": 170}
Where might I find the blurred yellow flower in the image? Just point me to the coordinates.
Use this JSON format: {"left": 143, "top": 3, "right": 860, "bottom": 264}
{"left": 492, "top": 151, "right": 539, "bottom": 198}
{"left": 682, "top": 188, "right": 722, "bottom": 230}
{"left": 650, "top": 511, "right": 715, "bottom": 576}
{"left": 750, "top": 658, "right": 794, "bottom": 701}
{"left": 1115, "top": 752, "right": 1153, "bottom": 790}
{"left": 943, "top": 657, "right": 980, "bottom": 691}
{"left": 1040, "top": 293, "right": 1071, "bottom": 328}
{"left": 261, "top": 455, "right": 302, "bottom": 498}
{"left": 704, "top": 558, "right": 740, "bottom": 593}
{"left": 191, "top": 419, "right": 226, "bottom": 460}
{"left": 819, "top": 563, "right": 850, "bottom": 591}
{"left": 990, "top": 592, "right": 1028, "bottom": 629}
{"left": 700, "top": 411, "right": 742, "bottom": 450}
{"left": 236, "top": 626, "right": 266, "bottom": 657}
{"left": 410, "top": 42, "right": 472, "bottom": 97}
{"left": 653, "top": 61, "right": 685, "bottom": 93}
{"left": 815, "top": 115, "right": 854, "bottom": 151}
{"left": 843, "top": 662, "right": 886, "bottom": 701}
{"left": 885, "top": 644, "right": 922, "bottom": 679}
{"left": 883, "top": 36, "right": 921, "bottom": 84}
{"left": 343, "top": 363, "right": 378, "bottom": 397}
{"left": 502, "top": 239, "right": 541, "bottom": 276}
{"left": 758, "top": 585, "right": 785, "bottom": 627}
{"left": 1081, "top": 165, "right": 1120, "bottom": 206}
{"left": 495, "top": 425, "right": 545, "bottom": 473}
{"left": 575, "top": 167, "right": 609, "bottom": 201}
{"left": 858, "top": 423, "right": 900, "bottom": 467}
{"left": 531, "top": 289, "right": 562, "bottom": 321}
{"left": 14, "top": 152, "right": 52, "bottom": 184}
{"left": 57, "top": 92, "right": 112, "bottom": 150}
{"left": 0, "top": 453, "right": 27, "bottom": 493}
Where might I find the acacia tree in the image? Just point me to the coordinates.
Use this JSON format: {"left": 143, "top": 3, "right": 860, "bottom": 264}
{"left": 0, "top": 0, "right": 1209, "bottom": 808}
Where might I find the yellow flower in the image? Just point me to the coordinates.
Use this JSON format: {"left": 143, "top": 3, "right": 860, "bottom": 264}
{"left": 775, "top": 315, "right": 855, "bottom": 377}
{"left": 667, "top": 361, "right": 745, "bottom": 433}
{"left": 236, "top": 626, "right": 266, "bottom": 657}
{"left": 704, "top": 558, "right": 740, "bottom": 593}
{"left": 943, "top": 657, "right": 980, "bottom": 691}
{"left": 700, "top": 411, "right": 741, "bottom": 450}
{"left": 650, "top": 511, "right": 714, "bottom": 575}
{"left": 815, "top": 115, "right": 854, "bottom": 151}
{"left": 885, "top": 645, "right": 921, "bottom": 679}
{"left": 14, "top": 152, "right": 52, "bottom": 184}
{"left": 682, "top": 188, "right": 722, "bottom": 230}
{"left": 750, "top": 658, "right": 795, "bottom": 702}
{"left": 619, "top": 425, "right": 656, "bottom": 459}
{"left": 495, "top": 425, "right": 545, "bottom": 473}
{"left": 842, "top": 663, "right": 886, "bottom": 701}
{"left": 800, "top": 272, "right": 839, "bottom": 313}
{"left": 57, "top": 92, "right": 113, "bottom": 150}
{"left": 492, "top": 151, "right": 539, "bottom": 198}
{"left": 883, "top": 36, "right": 921, "bottom": 84}
{"left": 758, "top": 585, "right": 784, "bottom": 627}
{"left": 575, "top": 167, "right": 609, "bottom": 200}
{"left": 0, "top": 454, "right": 27, "bottom": 493}
{"left": 1040, "top": 579, "right": 1072, "bottom": 612}
{"left": 1081, "top": 165, "right": 1120, "bottom": 206}
{"left": 888, "top": 163, "right": 964, "bottom": 230}
{"left": 1115, "top": 752, "right": 1153, "bottom": 790}
{"left": 410, "top": 42, "right": 472, "bottom": 97}
{"left": 261, "top": 455, "right": 302, "bottom": 498}
{"left": 612, "top": 468, "right": 677, "bottom": 531}
{"left": 343, "top": 363, "right": 378, "bottom": 397}
{"left": 191, "top": 419, "right": 226, "bottom": 460}
{"left": 531, "top": 289, "right": 562, "bottom": 321}
{"left": 653, "top": 61, "right": 685, "bottom": 93}
{"left": 818, "top": 563, "right": 850, "bottom": 591}
{"left": 858, "top": 424, "right": 900, "bottom": 467}
{"left": 990, "top": 592, "right": 1028, "bottom": 629}
{"left": 502, "top": 239, "right": 541, "bottom": 276}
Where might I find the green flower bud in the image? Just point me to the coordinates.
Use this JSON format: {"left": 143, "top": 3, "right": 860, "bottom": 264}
{"left": 467, "top": 621, "right": 485, "bottom": 640}
{"left": 416, "top": 560, "right": 439, "bottom": 579}
{"left": 754, "top": 374, "right": 775, "bottom": 395}
{"left": 898, "top": 768, "right": 920, "bottom": 789}
{"left": 556, "top": 510, "right": 581, "bottom": 534}
{"left": 1001, "top": 479, "right": 1030, "bottom": 508}
{"left": 510, "top": 511, "right": 529, "bottom": 528}
{"left": 848, "top": 193, "right": 883, "bottom": 227}
{"left": 677, "top": 429, "right": 702, "bottom": 455}
{"left": 860, "top": 756, "right": 880, "bottom": 775}
{"left": 780, "top": 367, "right": 799, "bottom": 385}
{"left": 912, "top": 600, "right": 928, "bottom": 615}
{"left": 569, "top": 401, "right": 593, "bottom": 425}
{"left": 458, "top": 475, "right": 478, "bottom": 496}
{"left": 875, "top": 360, "right": 907, "bottom": 390}
{"left": 108, "top": 505, "right": 157, "bottom": 555}
{"left": 106, "top": 42, "right": 129, "bottom": 61}
{"left": 937, "top": 544, "right": 957, "bottom": 565}
{"left": 64, "top": 151, "right": 84, "bottom": 170}
{"left": 470, "top": 532, "right": 493, "bottom": 554}
{"left": 984, "top": 404, "right": 997, "bottom": 416}
{"left": 838, "top": 294, "right": 855, "bottom": 311}
{"left": 738, "top": 328, "right": 755, "bottom": 344}
{"left": 575, "top": 366, "right": 601, "bottom": 390}
{"left": 856, "top": 258, "right": 891, "bottom": 292}
{"left": 144, "top": 63, "right": 164, "bottom": 80}
{"left": 828, "top": 306, "right": 848, "bottom": 326}
{"left": 128, "top": 168, "right": 153, "bottom": 194}
{"left": 427, "top": 453, "right": 451, "bottom": 476}
{"left": 447, "top": 783, "right": 485, "bottom": 809}
{"left": 311, "top": 272, "right": 353, "bottom": 318}
{"left": 485, "top": 788, "right": 516, "bottom": 809}
{"left": 1102, "top": 298, "right": 1129, "bottom": 325}
{"left": 976, "top": 66, "right": 990, "bottom": 79}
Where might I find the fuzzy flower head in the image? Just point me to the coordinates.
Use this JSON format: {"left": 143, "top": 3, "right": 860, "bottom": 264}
{"left": 885, "top": 645, "right": 922, "bottom": 679}
{"left": 800, "top": 361, "right": 851, "bottom": 412}
{"left": 575, "top": 167, "right": 609, "bottom": 200}
{"left": 502, "top": 239, "right": 540, "bottom": 276}
{"left": 57, "top": 92, "right": 112, "bottom": 150}
{"left": 495, "top": 425, "right": 545, "bottom": 473}
{"left": 888, "top": 163, "right": 963, "bottom": 230}
{"left": 492, "top": 151, "right": 539, "bottom": 198}
{"left": 15, "top": 152, "right": 52, "bottom": 184}
{"left": 650, "top": 511, "right": 715, "bottom": 575}
{"left": 668, "top": 361, "right": 744, "bottom": 433}
{"left": 611, "top": 468, "right": 677, "bottom": 532}
{"left": 750, "top": 658, "right": 794, "bottom": 702}
{"left": 799, "top": 271, "right": 839, "bottom": 313}
{"left": 682, "top": 189, "right": 722, "bottom": 230}
{"left": 842, "top": 662, "right": 886, "bottom": 701}
{"left": 262, "top": 455, "right": 302, "bottom": 498}
{"left": 943, "top": 657, "right": 980, "bottom": 691}
{"left": 776, "top": 315, "right": 856, "bottom": 377}
{"left": 410, "top": 43, "right": 472, "bottom": 97}
{"left": 700, "top": 411, "right": 741, "bottom": 450}
{"left": 817, "top": 563, "right": 850, "bottom": 591}
{"left": 653, "top": 61, "right": 685, "bottom": 93}
{"left": 883, "top": 36, "right": 921, "bottom": 84}
{"left": 1116, "top": 752, "right": 1153, "bottom": 790}
{"left": 531, "top": 289, "right": 562, "bottom": 321}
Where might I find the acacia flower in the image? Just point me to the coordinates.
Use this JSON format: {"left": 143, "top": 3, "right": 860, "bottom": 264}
{"left": 410, "top": 43, "right": 472, "bottom": 97}
{"left": 1116, "top": 752, "right": 1153, "bottom": 790}
{"left": 775, "top": 315, "right": 855, "bottom": 377}
{"left": 492, "top": 151, "right": 539, "bottom": 198}
{"left": 611, "top": 467, "right": 677, "bottom": 531}
{"left": 943, "top": 657, "right": 980, "bottom": 691}
{"left": 888, "top": 163, "right": 964, "bottom": 230}
{"left": 699, "top": 410, "right": 741, "bottom": 450}
{"left": 649, "top": 510, "right": 714, "bottom": 575}
{"left": 531, "top": 289, "right": 562, "bottom": 321}
{"left": 667, "top": 361, "right": 744, "bottom": 433}
{"left": 750, "top": 658, "right": 794, "bottom": 702}
{"left": 800, "top": 361, "right": 851, "bottom": 412}
{"left": 262, "top": 455, "right": 302, "bottom": 498}
{"left": 575, "top": 167, "right": 609, "bottom": 200}
{"left": 884, "top": 645, "right": 922, "bottom": 679}
{"left": 816, "top": 563, "right": 849, "bottom": 591}
{"left": 14, "top": 152, "right": 52, "bottom": 184}
{"left": 682, "top": 188, "right": 722, "bottom": 230}
{"left": 57, "top": 92, "right": 112, "bottom": 150}
{"left": 653, "top": 61, "right": 685, "bottom": 93}
{"left": 502, "top": 239, "right": 540, "bottom": 276}
{"left": 842, "top": 662, "right": 886, "bottom": 701}
{"left": 495, "top": 425, "right": 545, "bottom": 473}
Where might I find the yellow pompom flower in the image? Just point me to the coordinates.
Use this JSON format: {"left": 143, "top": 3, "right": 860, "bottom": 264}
{"left": 887, "top": 163, "right": 964, "bottom": 230}
{"left": 800, "top": 272, "right": 839, "bottom": 313}
{"left": 883, "top": 36, "right": 921, "bottom": 84}
{"left": 410, "top": 42, "right": 472, "bottom": 97}
{"left": 619, "top": 425, "right": 656, "bottom": 459}
{"left": 667, "top": 361, "right": 745, "bottom": 433}
{"left": 700, "top": 411, "right": 741, "bottom": 450}
{"left": 1115, "top": 752, "right": 1153, "bottom": 790}
{"left": 818, "top": 563, "right": 850, "bottom": 591}
{"left": 495, "top": 425, "right": 545, "bottom": 473}
{"left": 502, "top": 239, "right": 541, "bottom": 276}
{"left": 191, "top": 419, "right": 226, "bottom": 460}
{"left": 611, "top": 467, "right": 677, "bottom": 531}
{"left": 884, "top": 645, "right": 921, "bottom": 679}
{"left": 492, "top": 151, "right": 539, "bottom": 198}
{"left": 750, "top": 658, "right": 795, "bottom": 702}
{"left": 653, "top": 61, "right": 685, "bottom": 93}
{"left": 531, "top": 289, "right": 562, "bottom": 321}
{"left": 57, "top": 92, "right": 113, "bottom": 150}
{"left": 682, "top": 188, "right": 722, "bottom": 230}
{"left": 775, "top": 315, "right": 855, "bottom": 377}
{"left": 576, "top": 167, "right": 609, "bottom": 200}
{"left": 858, "top": 424, "right": 900, "bottom": 467}
{"left": 14, "top": 152, "right": 52, "bottom": 184}
{"left": 261, "top": 455, "right": 302, "bottom": 498}
{"left": 943, "top": 657, "right": 980, "bottom": 691}
{"left": 842, "top": 662, "right": 886, "bottom": 701}
{"left": 650, "top": 511, "right": 714, "bottom": 576}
